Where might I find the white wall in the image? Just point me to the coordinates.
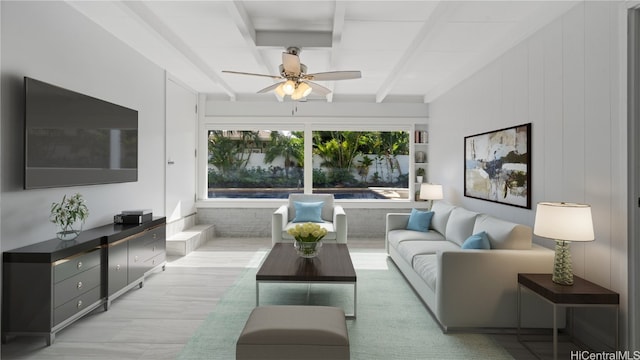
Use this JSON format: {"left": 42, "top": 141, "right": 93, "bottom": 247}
{"left": 0, "top": 1, "right": 166, "bottom": 251}
{"left": 429, "top": 1, "right": 627, "bottom": 349}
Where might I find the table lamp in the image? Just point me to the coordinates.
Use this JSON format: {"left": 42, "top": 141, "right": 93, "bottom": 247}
{"left": 419, "top": 184, "right": 443, "bottom": 210}
{"left": 533, "top": 202, "right": 594, "bottom": 285}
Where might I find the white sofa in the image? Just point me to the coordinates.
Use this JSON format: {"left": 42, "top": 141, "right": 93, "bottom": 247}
{"left": 272, "top": 194, "right": 347, "bottom": 245}
{"left": 386, "top": 201, "right": 562, "bottom": 331}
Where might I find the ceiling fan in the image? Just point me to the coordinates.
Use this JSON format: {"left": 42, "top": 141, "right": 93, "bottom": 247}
{"left": 222, "top": 47, "right": 361, "bottom": 100}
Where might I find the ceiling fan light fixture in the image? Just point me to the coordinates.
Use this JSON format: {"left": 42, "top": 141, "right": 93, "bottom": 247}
{"left": 299, "top": 82, "right": 312, "bottom": 97}
{"left": 292, "top": 82, "right": 312, "bottom": 100}
{"left": 282, "top": 80, "right": 296, "bottom": 95}
{"left": 274, "top": 83, "right": 286, "bottom": 97}
{"left": 222, "top": 46, "right": 360, "bottom": 99}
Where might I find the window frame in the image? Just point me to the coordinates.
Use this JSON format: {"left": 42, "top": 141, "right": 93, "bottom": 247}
{"left": 197, "top": 116, "right": 423, "bottom": 208}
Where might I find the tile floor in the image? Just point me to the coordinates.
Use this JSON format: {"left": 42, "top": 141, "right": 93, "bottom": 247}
{"left": 0, "top": 237, "right": 581, "bottom": 359}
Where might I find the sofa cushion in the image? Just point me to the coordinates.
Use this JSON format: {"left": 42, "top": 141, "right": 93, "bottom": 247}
{"left": 288, "top": 194, "right": 334, "bottom": 222}
{"left": 445, "top": 207, "right": 479, "bottom": 247}
{"left": 388, "top": 230, "right": 446, "bottom": 250}
{"left": 412, "top": 254, "right": 438, "bottom": 291}
{"left": 472, "top": 214, "right": 532, "bottom": 250}
{"left": 461, "top": 231, "right": 491, "bottom": 250}
{"left": 388, "top": 230, "right": 445, "bottom": 249}
{"left": 397, "top": 240, "right": 459, "bottom": 266}
{"left": 430, "top": 201, "right": 456, "bottom": 235}
{"left": 292, "top": 201, "right": 324, "bottom": 223}
{"left": 406, "top": 209, "right": 434, "bottom": 232}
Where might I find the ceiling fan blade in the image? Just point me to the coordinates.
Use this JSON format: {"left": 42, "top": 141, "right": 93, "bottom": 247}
{"left": 303, "top": 81, "right": 331, "bottom": 96}
{"left": 257, "top": 82, "right": 284, "bottom": 94}
{"left": 282, "top": 52, "right": 301, "bottom": 75}
{"left": 222, "top": 70, "right": 282, "bottom": 80}
{"left": 304, "top": 71, "right": 362, "bottom": 81}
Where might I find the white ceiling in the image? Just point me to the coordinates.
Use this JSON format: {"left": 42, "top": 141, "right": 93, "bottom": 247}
{"left": 68, "top": 0, "right": 577, "bottom": 103}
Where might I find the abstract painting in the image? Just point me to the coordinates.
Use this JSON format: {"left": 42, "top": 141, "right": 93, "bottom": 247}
{"left": 464, "top": 123, "right": 531, "bottom": 209}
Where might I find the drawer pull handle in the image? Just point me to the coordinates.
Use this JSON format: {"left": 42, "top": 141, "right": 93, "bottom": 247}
{"left": 77, "top": 300, "right": 83, "bottom": 308}
{"left": 77, "top": 281, "right": 83, "bottom": 289}
{"left": 153, "top": 233, "right": 157, "bottom": 239}
{"left": 77, "top": 261, "right": 83, "bottom": 270}
{"left": 152, "top": 246, "right": 156, "bottom": 252}
{"left": 116, "top": 264, "right": 121, "bottom": 271}
{"left": 152, "top": 259, "right": 156, "bottom": 265}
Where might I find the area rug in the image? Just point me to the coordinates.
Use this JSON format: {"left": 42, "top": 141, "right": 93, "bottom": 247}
{"left": 178, "top": 257, "right": 513, "bottom": 360}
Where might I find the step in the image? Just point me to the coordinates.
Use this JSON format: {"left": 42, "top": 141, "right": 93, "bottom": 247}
{"left": 166, "top": 224, "right": 215, "bottom": 256}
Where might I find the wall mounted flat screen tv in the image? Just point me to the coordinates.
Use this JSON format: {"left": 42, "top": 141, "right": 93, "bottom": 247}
{"left": 24, "top": 77, "right": 138, "bottom": 189}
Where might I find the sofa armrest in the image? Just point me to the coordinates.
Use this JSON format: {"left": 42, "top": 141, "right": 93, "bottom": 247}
{"left": 386, "top": 213, "right": 410, "bottom": 231}
{"left": 272, "top": 205, "right": 288, "bottom": 245}
{"left": 333, "top": 205, "right": 347, "bottom": 244}
{"left": 435, "top": 245, "right": 555, "bottom": 329}
{"left": 385, "top": 213, "right": 410, "bottom": 252}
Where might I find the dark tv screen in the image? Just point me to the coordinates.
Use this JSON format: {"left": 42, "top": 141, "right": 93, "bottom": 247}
{"left": 24, "top": 77, "right": 138, "bottom": 189}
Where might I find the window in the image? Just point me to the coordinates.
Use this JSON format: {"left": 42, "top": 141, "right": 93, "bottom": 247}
{"left": 206, "top": 129, "right": 410, "bottom": 200}
{"left": 207, "top": 130, "right": 304, "bottom": 198}
{"left": 311, "top": 131, "right": 409, "bottom": 200}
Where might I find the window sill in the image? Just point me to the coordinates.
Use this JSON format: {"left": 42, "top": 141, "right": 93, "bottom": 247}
{"left": 196, "top": 198, "right": 421, "bottom": 209}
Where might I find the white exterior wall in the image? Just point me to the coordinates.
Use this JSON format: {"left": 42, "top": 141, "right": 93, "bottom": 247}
{"left": 221, "top": 153, "right": 409, "bottom": 184}
{"left": 0, "top": 2, "right": 166, "bottom": 251}
{"left": 429, "top": 2, "right": 627, "bottom": 349}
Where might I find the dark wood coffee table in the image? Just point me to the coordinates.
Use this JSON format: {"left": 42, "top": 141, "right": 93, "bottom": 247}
{"left": 256, "top": 243, "right": 357, "bottom": 318}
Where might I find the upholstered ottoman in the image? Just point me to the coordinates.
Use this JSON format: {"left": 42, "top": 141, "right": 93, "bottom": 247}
{"left": 236, "top": 305, "right": 350, "bottom": 360}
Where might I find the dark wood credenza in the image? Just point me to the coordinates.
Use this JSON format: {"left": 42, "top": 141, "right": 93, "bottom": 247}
{"left": 1, "top": 217, "right": 166, "bottom": 345}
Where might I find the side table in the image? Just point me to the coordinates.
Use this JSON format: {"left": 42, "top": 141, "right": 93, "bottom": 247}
{"left": 517, "top": 273, "right": 619, "bottom": 360}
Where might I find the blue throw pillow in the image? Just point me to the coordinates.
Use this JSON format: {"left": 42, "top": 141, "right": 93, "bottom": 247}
{"left": 292, "top": 201, "right": 324, "bottom": 223}
{"left": 461, "top": 231, "right": 491, "bottom": 250}
{"left": 406, "top": 208, "right": 434, "bottom": 232}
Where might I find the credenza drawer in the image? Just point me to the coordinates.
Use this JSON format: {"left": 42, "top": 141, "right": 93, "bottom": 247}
{"left": 144, "top": 252, "right": 166, "bottom": 269}
{"left": 54, "top": 248, "right": 101, "bottom": 283}
{"left": 142, "top": 237, "right": 165, "bottom": 262}
{"left": 53, "top": 286, "right": 101, "bottom": 326}
{"left": 54, "top": 265, "right": 101, "bottom": 307}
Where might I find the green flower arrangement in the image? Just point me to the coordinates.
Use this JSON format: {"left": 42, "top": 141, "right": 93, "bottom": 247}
{"left": 50, "top": 193, "right": 89, "bottom": 240}
{"left": 288, "top": 222, "right": 328, "bottom": 258}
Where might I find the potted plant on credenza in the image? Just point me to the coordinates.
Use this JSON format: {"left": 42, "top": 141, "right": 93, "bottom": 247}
{"left": 50, "top": 193, "right": 89, "bottom": 241}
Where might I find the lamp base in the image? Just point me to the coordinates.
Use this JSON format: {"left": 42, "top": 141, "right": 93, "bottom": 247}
{"left": 552, "top": 240, "right": 574, "bottom": 285}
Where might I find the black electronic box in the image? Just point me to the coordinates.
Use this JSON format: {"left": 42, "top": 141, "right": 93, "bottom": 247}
{"left": 114, "top": 209, "right": 152, "bottom": 224}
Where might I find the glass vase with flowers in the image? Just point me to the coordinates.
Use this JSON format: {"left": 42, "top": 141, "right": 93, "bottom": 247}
{"left": 287, "top": 222, "right": 328, "bottom": 258}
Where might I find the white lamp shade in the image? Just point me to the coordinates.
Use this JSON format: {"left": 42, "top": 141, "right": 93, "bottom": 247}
{"left": 533, "top": 202, "right": 594, "bottom": 241}
{"left": 419, "top": 184, "right": 443, "bottom": 200}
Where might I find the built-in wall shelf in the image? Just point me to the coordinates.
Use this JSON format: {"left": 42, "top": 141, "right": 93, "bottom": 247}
{"left": 414, "top": 126, "right": 429, "bottom": 200}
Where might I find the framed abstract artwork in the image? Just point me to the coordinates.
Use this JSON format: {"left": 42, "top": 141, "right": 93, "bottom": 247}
{"left": 464, "top": 123, "right": 531, "bottom": 209}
